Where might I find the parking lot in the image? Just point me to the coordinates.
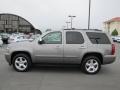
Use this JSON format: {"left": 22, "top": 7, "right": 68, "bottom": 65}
{"left": 0, "top": 43, "right": 120, "bottom": 90}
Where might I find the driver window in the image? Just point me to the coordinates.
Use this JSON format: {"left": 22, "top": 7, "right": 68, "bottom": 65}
{"left": 42, "top": 32, "right": 62, "bottom": 44}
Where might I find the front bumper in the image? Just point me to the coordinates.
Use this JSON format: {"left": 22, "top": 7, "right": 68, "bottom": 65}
{"left": 5, "top": 53, "right": 11, "bottom": 65}
{"left": 103, "top": 55, "right": 116, "bottom": 65}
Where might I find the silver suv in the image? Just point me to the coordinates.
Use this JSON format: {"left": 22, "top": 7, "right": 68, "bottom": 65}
{"left": 5, "top": 29, "right": 116, "bottom": 74}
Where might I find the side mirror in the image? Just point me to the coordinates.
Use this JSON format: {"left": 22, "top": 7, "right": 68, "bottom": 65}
{"left": 38, "top": 38, "right": 44, "bottom": 44}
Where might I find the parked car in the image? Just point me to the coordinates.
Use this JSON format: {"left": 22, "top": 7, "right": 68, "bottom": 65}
{"left": 115, "top": 36, "right": 120, "bottom": 42}
{"left": 111, "top": 36, "right": 120, "bottom": 42}
{"left": 0, "top": 36, "right": 3, "bottom": 46}
{"left": 116, "top": 38, "right": 120, "bottom": 43}
{"left": 112, "top": 36, "right": 117, "bottom": 42}
{"left": 5, "top": 29, "right": 116, "bottom": 74}
{"left": 8, "top": 35, "right": 30, "bottom": 44}
{"left": 1, "top": 33, "right": 10, "bottom": 44}
{"left": 29, "top": 34, "right": 40, "bottom": 40}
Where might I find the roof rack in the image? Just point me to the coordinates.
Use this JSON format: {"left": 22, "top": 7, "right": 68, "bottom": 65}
{"left": 64, "top": 28, "right": 102, "bottom": 31}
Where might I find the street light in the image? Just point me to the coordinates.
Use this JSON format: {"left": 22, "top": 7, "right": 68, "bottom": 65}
{"left": 62, "top": 26, "right": 66, "bottom": 29}
{"left": 68, "top": 15, "right": 76, "bottom": 29}
{"left": 66, "top": 22, "right": 70, "bottom": 29}
{"left": 88, "top": 0, "right": 91, "bottom": 29}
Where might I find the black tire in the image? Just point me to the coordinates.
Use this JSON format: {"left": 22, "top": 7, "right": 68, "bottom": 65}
{"left": 81, "top": 56, "right": 101, "bottom": 74}
{"left": 12, "top": 54, "right": 32, "bottom": 72}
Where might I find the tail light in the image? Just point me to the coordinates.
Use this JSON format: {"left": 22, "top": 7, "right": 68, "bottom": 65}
{"left": 112, "top": 44, "right": 115, "bottom": 55}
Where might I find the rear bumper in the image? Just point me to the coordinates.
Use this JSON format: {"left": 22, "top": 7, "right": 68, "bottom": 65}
{"left": 5, "top": 53, "right": 11, "bottom": 65}
{"left": 103, "top": 55, "right": 116, "bottom": 65}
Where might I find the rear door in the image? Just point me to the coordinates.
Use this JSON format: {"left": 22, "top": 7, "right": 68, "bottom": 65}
{"left": 63, "top": 31, "right": 86, "bottom": 64}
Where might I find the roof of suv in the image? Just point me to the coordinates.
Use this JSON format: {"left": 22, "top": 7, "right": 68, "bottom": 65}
{"left": 63, "top": 29, "right": 103, "bottom": 33}
{"left": 43, "top": 29, "right": 103, "bottom": 35}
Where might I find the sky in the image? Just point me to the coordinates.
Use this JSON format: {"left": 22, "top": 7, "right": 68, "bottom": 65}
{"left": 0, "top": 0, "right": 120, "bottom": 31}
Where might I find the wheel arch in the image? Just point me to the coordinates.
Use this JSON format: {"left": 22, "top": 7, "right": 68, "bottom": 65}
{"left": 11, "top": 51, "right": 32, "bottom": 64}
{"left": 81, "top": 52, "right": 103, "bottom": 64}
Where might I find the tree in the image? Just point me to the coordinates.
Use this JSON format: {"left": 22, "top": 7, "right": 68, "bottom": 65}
{"left": 111, "top": 29, "right": 118, "bottom": 36}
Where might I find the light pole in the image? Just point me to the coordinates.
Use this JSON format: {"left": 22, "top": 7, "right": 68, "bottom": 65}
{"left": 88, "top": 0, "right": 91, "bottom": 29}
{"left": 68, "top": 15, "right": 76, "bottom": 29}
{"left": 62, "top": 26, "right": 66, "bottom": 29}
{"left": 66, "top": 22, "right": 70, "bottom": 29}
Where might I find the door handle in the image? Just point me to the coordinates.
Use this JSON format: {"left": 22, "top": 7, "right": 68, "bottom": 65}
{"left": 56, "top": 46, "right": 60, "bottom": 48}
{"left": 81, "top": 46, "right": 84, "bottom": 47}
{"left": 79, "top": 46, "right": 86, "bottom": 49}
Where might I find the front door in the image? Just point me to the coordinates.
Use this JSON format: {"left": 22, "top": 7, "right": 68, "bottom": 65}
{"left": 35, "top": 31, "right": 63, "bottom": 63}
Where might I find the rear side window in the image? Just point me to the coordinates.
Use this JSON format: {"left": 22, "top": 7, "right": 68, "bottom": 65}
{"left": 66, "top": 31, "right": 84, "bottom": 44}
{"left": 86, "top": 32, "right": 111, "bottom": 44}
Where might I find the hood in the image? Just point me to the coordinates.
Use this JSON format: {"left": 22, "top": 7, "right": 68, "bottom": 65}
{"left": 8, "top": 41, "right": 33, "bottom": 48}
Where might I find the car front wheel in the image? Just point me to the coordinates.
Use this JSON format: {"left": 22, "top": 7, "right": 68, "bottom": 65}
{"left": 12, "top": 54, "right": 32, "bottom": 72}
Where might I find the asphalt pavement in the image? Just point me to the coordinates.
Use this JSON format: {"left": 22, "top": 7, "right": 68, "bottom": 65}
{"left": 0, "top": 43, "right": 120, "bottom": 90}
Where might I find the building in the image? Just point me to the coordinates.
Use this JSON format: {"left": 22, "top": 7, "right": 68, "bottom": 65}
{"left": 0, "top": 13, "right": 41, "bottom": 34}
{"left": 104, "top": 17, "right": 120, "bottom": 35}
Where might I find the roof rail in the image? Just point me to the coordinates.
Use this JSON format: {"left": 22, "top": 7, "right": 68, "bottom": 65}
{"left": 64, "top": 28, "right": 102, "bottom": 31}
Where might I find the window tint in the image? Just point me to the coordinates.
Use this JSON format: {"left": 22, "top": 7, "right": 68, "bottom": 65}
{"left": 42, "top": 32, "right": 62, "bottom": 44}
{"left": 86, "top": 32, "right": 111, "bottom": 44}
{"left": 66, "top": 31, "right": 84, "bottom": 44}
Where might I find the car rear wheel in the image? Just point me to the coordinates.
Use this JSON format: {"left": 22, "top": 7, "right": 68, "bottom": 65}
{"left": 12, "top": 54, "right": 32, "bottom": 72}
{"left": 81, "top": 56, "right": 101, "bottom": 74}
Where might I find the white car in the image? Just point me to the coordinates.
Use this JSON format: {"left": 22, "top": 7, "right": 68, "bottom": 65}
{"left": 111, "top": 36, "right": 118, "bottom": 42}
{"left": 115, "top": 36, "right": 120, "bottom": 42}
{"left": 0, "top": 36, "right": 3, "bottom": 46}
{"left": 117, "top": 38, "right": 120, "bottom": 42}
{"left": 111, "top": 36, "right": 120, "bottom": 42}
{"left": 8, "top": 35, "right": 30, "bottom": 44}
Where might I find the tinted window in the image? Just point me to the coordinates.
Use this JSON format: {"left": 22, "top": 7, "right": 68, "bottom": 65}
{"left": 86, "top": 32, "right": 111, "bottom": 44}
{"left": 42, "top": 32, "right": 62, "bottom": 44}
{"left": 66, "top": 31, "right": 84, "bottom": 44}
